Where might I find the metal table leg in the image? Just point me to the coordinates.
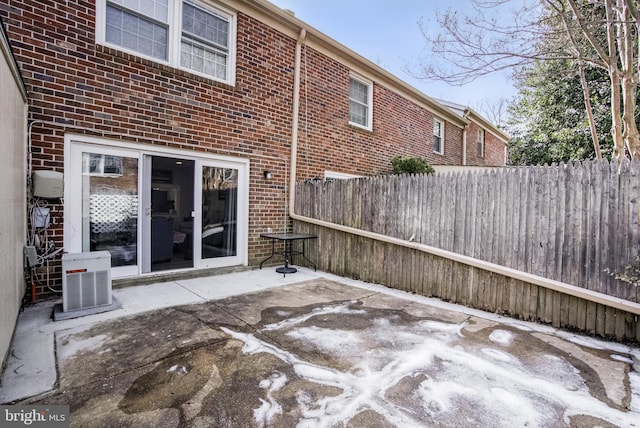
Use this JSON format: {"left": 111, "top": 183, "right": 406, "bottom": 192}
{"left": 259, "top": 239, "right": 276, "bottom": 269}
{"left": 276, "top": 239, "right": 297, "bottom": 276}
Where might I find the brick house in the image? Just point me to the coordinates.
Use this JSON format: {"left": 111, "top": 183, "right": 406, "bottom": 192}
{"left": 0, "top": 0, "right": 508, "bottom": 296}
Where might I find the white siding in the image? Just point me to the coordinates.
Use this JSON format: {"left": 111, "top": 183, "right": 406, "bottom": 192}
{"left": 0, "top": 26, "right": 28, "bottom": 370}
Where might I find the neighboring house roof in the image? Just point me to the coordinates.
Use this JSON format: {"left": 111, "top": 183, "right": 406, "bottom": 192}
{"left": 0, "top": 17, "right": 27, "bottom": 101}
{"left": 435, "top": 99, "right": 469, "bottom": 118}
{"left": 437, "top": 99, "right": 511, "bottom": 144}
{"left": 231, "top": 0, "right": 472, "bottom": 129}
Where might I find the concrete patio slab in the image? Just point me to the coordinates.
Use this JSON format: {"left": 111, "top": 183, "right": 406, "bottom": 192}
{"left": 1, "top": 269, "right": 639, "bottom": 427}
{"left": 0, "top": 304, "right": 57, "bottom": 404}
{"left": 0, "top": 268, "right": 309, "bottom": 403}
{"left": 175, "top": 268, "right": 319, "bottom": 301}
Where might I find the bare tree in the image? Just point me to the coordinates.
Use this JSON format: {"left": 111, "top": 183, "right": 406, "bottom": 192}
{"left": 412, "top": 0, "right": 640, "bottom": 162}
{"left": 475, "top": 97, "right": 510, "bottom": 128}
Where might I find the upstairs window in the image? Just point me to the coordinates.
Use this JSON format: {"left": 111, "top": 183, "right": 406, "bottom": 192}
{"left": 349, "top": 75, "right": 373, "bottom": 130}
{"left": 477, "top": 129, "right": 485, "bottom": 157}
{"left": 433, "top": 118, "right": 444, "bottom": 154}
{"left": 105, "top": 0, "right": 170, "bottom": 61}
{"left": 98, "top": 0, "right": 236, "bottom": 83}
{"left": 181, "top": 2, "right": 230, "bottom": 78}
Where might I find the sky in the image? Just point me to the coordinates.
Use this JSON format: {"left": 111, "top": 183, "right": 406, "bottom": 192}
{"left": 267, "top": 0, "right": 519, "bottom": 111}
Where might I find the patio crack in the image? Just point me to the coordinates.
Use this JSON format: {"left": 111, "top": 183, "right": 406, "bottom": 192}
{"left": 171, "top": 304, "right": 294, "bottom": 356}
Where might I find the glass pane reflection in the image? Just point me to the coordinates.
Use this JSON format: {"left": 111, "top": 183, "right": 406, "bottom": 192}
{"left": 82, "top": 153, "right": 138, "bottom": 267}
{"left": 201, "top": 166, "right": 237, "bottom": 259}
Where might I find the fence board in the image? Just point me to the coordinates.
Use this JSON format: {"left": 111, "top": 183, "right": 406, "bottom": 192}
{"left": 576, "top": 164, "right": 588, "bottom": 330}
{"left": 618, "top": 161, "right": 633, "bottom": 301}
{"left": 415, "top": 176, "right": 426, "bottom": 296}
{"left": 479, "top": 171, "right": 492, "bottom": 310}
{"left": 568, "top": 163, "right": 581, "bottom": 329}
{"left": 583, "top": 162, "right": 596, "bottom": 333}
{"left": 522, "top": 168, "right": 535, "bottom": 319}
{"left": 631, "top": 160, "right": 640, "bottom": 305}
{"left": 533, "top": 167, "right": 547, "bottom": 320}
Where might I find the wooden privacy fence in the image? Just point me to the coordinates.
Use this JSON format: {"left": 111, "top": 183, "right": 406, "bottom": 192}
{"left": 293, "top": 159, "right": 640, "bottom": 342}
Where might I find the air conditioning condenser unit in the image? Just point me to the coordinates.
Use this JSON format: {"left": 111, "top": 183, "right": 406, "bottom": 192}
{"left": 62, "top": 251, "right": 112, "bottom": 312}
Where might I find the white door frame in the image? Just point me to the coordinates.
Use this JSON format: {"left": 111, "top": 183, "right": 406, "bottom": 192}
{"left": 64, "top": 134, "right": 250, "bottom": 278}
{"left": 141, "top": 153, "right": 153, "bottom": 273}
{"left": 194, "top": 158, "right": 249, "bottom": 269}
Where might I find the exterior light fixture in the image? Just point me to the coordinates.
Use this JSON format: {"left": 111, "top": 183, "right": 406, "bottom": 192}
{"left": 264, "top": 170, "right": 273, "bottom": 179}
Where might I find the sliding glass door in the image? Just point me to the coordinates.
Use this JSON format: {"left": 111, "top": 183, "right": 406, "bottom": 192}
{"left": 62, "top": 144, "right": 139, "bottom": 277}
{"left": 194, "top": 160, "right": 246, "bottom": 268}
{"left": 65, "top": 140, "right": 248, "bottom": 278}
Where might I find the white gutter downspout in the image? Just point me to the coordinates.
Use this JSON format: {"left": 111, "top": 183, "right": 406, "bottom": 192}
{"left": 288, "top": 28, "right": 306, "bottom": 214}
{"left": 462, "top": 126, "right": 468, "bottom": 166}
{"left": 462, "top": 109, "right": 470, "bottom": 166}
{"left": 287, "top": 30, "right": 640, "bottom": 316}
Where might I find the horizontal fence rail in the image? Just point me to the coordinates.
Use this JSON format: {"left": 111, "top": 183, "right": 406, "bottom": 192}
{"left": 294, "top": 159, "right": 640, "bottom": 342}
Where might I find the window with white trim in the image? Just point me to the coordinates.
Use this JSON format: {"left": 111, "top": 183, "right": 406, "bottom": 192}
{"left": 324, "top": 170, "right": 362, "bottom": 180}
{"left": 433, "top": 118, "right": 444, "bottom": 154}
{"left": 349, "top": 75, "right": 372, "bottom": 130}
{"left": 97, "top": 0, "right": 236, "bottom": 83}
{"left": 477, "top": 128, "right": 485, "bottom": 157}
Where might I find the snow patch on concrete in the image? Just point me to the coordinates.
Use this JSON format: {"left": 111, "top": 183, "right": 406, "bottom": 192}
{"left": 488, "top": 329, "right": 513, "bottom": 345}
{"left": 222, "top": 301, "right": 639, "bottom": 428}
{"left": 58, "top": 334, "right": 108, "bottom": 359}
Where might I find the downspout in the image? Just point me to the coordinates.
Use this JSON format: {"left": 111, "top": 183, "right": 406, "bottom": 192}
{"left": 286, "top": 32, "right": 640, "bottom": 316}
{"left": 288, "top": 28, "right": 306, "bottom": 214}
{"left": 462, "top": 109, "right": 471, "bottom": 166}
{"left": 462, "top": 125, "right": 468, "bottom": 166}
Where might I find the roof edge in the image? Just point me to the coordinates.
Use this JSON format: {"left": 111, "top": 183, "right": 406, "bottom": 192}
{"left": 437, "top": 99, "right": 510, "bottom": 143}
{"left": 465, "top": 108, "right": 510, "bottom": 143}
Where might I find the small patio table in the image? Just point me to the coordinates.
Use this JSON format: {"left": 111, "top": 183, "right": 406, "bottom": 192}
{"left": 259, "top": 232, "right": 317, "bottom": 276}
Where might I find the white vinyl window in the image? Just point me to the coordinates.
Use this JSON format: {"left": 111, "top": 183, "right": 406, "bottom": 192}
{"left": 433, "top": 118, "right": 444, "bottom": 154}
{"left": 105, "top": 0, "right": 170, "bottom": 60}
{"left": 180, "top": 2, "right": 230, "bottom": 78}
{"left": 477, "top": 128, "right": 485, "bottom": 157}
{"left": 349, "top": 75, "right": 373, "bottom": 130}
{"left": 97, "top": 0, "right": 236, "bottom": 83}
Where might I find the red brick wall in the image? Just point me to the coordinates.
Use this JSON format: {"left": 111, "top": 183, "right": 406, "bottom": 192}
{"left": 294, "top": 46, "right": 465, "bottom": 180}
{"left": 465, "top": 122, "right": 505, "bottom": 166}
{"left": 1, "top": 0, "right": 502, "bottom": 298}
